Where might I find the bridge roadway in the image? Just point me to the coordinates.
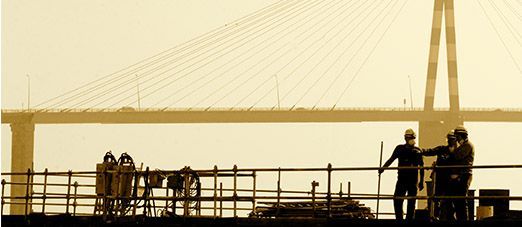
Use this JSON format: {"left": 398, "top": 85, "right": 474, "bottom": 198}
{"left": 2, "top": 107, "right": 522, "bottom": 124}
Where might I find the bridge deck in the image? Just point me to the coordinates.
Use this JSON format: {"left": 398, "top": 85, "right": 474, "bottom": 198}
{"left": 2, "top": 108, "right": 522, "bottom": 124}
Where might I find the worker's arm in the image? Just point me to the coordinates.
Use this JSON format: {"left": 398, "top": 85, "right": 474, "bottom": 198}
{"left": 379, "top": 147, "right": 399, "bottom": 174}
{"left": 422, "top": 146, "right": 444, "bottom": 156}
{"left": 418, "top": 154, "right": 425, "bottom": 190}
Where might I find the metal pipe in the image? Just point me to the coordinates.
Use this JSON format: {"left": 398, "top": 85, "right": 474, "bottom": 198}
{"left": 213, "top": 165, "right": 217, "bottom": 217}
{"left": 376, "top": 141, "right": 383, "bottom": 219}
{"left": 1, "top": 179, "right": 5, "bottom": 215}
{"left": 327, "top": 163, "right": 332, "bottom": 217}
{"left": 66, "top": 170, "right": 72, "bottom": 214}
{"left": 42, "top": 168, "right": 48, "bottom": 213}
{"left": 233, "top": 165, "right": 237, "bottom": 217}
{"left": 24, "top": 168, "right": 30, "bottom": 216}
{"left": 252, "top": 170, "right": 256, "bottom": 214}
{"left": 219, "top": 182, "right": 223, "bottom": 218}
{"left": 73, "top": 181, "right": 78, "bottom": 216}
{"left": 276, "top": 167, "right": 281, "bottom": 218}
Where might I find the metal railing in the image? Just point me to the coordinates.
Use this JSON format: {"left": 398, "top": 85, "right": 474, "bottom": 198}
{"left": 1, "top": 164, "right": 521, "bottom": 219}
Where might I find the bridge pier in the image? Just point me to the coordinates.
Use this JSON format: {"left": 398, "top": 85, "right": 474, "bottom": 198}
{"left": 9, "top": 122, "right": 35, "bottom": 215}
{"left": 418, "top": 114, "right": 462, "bottom": 209}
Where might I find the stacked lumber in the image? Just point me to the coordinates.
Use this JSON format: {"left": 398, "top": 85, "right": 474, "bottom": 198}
{"left": 252, "top": 198, "right": 375, "bottom": 219}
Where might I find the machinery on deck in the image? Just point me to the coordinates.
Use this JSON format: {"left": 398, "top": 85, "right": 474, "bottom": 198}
{"left": 95, "top": 152, "right": 201, "bottom": 218}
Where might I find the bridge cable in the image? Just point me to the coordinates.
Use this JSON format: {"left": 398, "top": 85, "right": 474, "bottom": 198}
{"left": 503, "top": 0, "right": 522, "bottom": 21}
{"left": 202, "top": 0, "right": 364, "bottom": 110}
{"left": 287, "top": 0, "right": 393, "bottom": 109}
{"left": 34, "top": 0, "right": 292, "bottom": 110}
{"left": 334, "top": 0, "right": 410, "bottom": 107}
{"left": 294, "top": 0, "right": 401, "bottom": 109}
{"left": 96, "top": 0, "right": 313, "bottom": 110}
{"left": 66, "top": 0, "right": 303, "bottom": 110}
{"left": 156, "top": 0, "right": 342, "bottom": 109}
{"left": 203, "top": 0, "right": 365, "bottom": 109}
{"left": 247, "top": 0, "right": 377, "bottom": 109}
{"left": 489, "top": 0, "right": 522, "bottom": 47}
{"left": 477, "top": 0, "right": 522, "bottom": 75}
{"left": 74, "top": 0, "right": 301, "bottom": 110}
{"left": 150, "top": 0, "right": 336, "bottom": 109}
{"left": 274, "top": 0, "right": 387, "bottom": 109}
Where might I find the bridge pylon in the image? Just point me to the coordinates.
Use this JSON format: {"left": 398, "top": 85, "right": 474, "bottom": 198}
{"left": 418, "top": 0, "right": 463, "bottom": 209}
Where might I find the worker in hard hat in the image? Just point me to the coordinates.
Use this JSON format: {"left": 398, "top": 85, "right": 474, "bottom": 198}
{"left": 447, "top": 125, "right": 474, "bottom": 221}
{"left": 422, "top": 130, "right": 458, "bottom": 221}
{"left": 379, "top": 128, "right": 424, "bottom": 221}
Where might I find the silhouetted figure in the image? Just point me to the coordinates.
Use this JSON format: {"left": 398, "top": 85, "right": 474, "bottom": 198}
{"left": 422, "top": 130, "right": 457, "bottom": 221}
{"left": 379, "top": 129, "right": 424, "bottom": 221}
{"left": 447, "top": 125, "right": 474, "bottom": 221}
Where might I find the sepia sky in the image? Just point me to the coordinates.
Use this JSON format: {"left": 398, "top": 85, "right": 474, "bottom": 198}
{"left": 1, "top": 0, "right": 522, "bottom": 216}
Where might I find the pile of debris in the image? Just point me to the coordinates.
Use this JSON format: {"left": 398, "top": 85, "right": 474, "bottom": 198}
{"left": 252, "top": 198, "right": 375, "bottom": 219}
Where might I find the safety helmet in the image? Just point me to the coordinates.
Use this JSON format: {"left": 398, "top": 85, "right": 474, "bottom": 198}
{"left": 447, "top": 130, "right": 456, "bottom": 139}
{"left": 404, "top": 128, "right": 416, "bottom": 139}
{"left": 454, "top": 125, "right": 468, "bottom": 135}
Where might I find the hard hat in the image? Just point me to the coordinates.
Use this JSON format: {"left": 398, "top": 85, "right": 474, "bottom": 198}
{"left": 404, "top": 128, "right": 416, "bottom": 138}
{"left": 447, "top": 130, "right": 456, "bottom": 139}
{"left": 454, "top": 125, "right": 468, "bottom": 135}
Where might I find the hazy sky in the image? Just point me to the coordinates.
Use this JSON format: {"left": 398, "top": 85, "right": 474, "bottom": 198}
{"left": 1, "top": 0, "right": 522, "bottom": 216}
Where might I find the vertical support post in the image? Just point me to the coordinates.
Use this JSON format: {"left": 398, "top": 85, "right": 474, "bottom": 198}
{"left": 183, "top": 168, "right": 189, "bottom": 216}
{"left": 327, "top": 163, "right": 332, "bottom": 218}
{"left": 42, "top": 168, "right": 48, "bottom": 213}
{"left": 377, "top": 141, "right": 384, "bottom": 219}
{"left": 24, "top": 168, "right": 31, "bottom": 216}
{"left": 233, "top": 165, "right": 238, "bottom": 218}
{"left": 339, "top": 183, "right": 343, "bottom": 198}
{"left": 66, "top": 170, "right": 72, "bottom": 214}
{"left": 213, "top": 165, "right": 218, "bottom": 218}
{"left": 1, "top": 179, "right": 6, "bottom": 215}
{"left": 276, "top": 167, "right": 281, "bottom": 218}
{"left": 73, "top": 181, "right": 78, "bottom": 216}
{"left": 311, "top": 181, "right": 318, "bottom": 218}
{"left": 219, "top": 182, "right": 223, "bottom": 218}
{"left": 347, "top": 181, "right": 351, "bottom": 198}
{"left": 252, "top": 171, "right": 257, "bottom": 214}
{"left": 10, "top": 122, "right": 35, "bottom": 215}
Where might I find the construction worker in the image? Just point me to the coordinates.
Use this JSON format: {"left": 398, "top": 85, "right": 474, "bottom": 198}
{"left": 422, "top": 130, "right": 457, "bottom": 221}
{"left": 379, "top": 128, "right": 424, "bottom": 221}
{"left": 447, "top": 125, "right": 474, "bottom": 221}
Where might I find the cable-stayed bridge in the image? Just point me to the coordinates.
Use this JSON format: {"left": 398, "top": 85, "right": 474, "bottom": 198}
{"left": 2, "top": 0, "right": 522, "bottom": 214}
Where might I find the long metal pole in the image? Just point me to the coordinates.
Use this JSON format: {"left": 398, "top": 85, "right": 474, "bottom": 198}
{"left": 376, "top": 141, "right": 384, "bottom": 219}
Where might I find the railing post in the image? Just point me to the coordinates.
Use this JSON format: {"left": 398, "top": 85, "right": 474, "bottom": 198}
{"left": 213, "top": 165, "right": 218, "bottom": 218}
{"left": 73, "top": 181, "right": 78, "bottom": 216}
{"left": 143, "top": 167, "right": 149, "bottom": 216}
{"left": 339, "top": 183, "right": 343, "bottom": 198}
{"left": 219, "top": 182, "right": 223, "bottom": 218}
{"left": 183, "top": 168, "right": 189, "bottom": 216}
{"left": 66, "top": 170, "right": 72, "bottom": 214}
{"left": 327, "top": 163, "right": 332, "bottom": 218}
{"left": 233, "top": 165, "right": 238, "bottom": 218}
{"left": 252, "top": 170, "right": 257, "bottom": 214}
{"left": 347, "top": 181, "right": 351, "bottom": 198}
{"left": 1, "top": 179, "right": 6, "bottom": 215}
{"left": 24, "top": 168, "right": 31, "bottom": 216}
{"left": 311, "top": 181, "right": 318, "bottom": 218}
{"left": 276, "top": 167, "right": 281, "bottom": 218}
{"left": 42, "top": 168, "right": 48, "bottom": 213}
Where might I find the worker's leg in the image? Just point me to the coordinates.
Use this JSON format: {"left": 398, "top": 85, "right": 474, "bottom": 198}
{"left": 454, "top": 174, "right": 472, "bottom": 221}
{"left": 394, "top": 180, "right": 407, "bottom": 220}
{"left": 405, "top": 182, "right": 417, "bottom": 221}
